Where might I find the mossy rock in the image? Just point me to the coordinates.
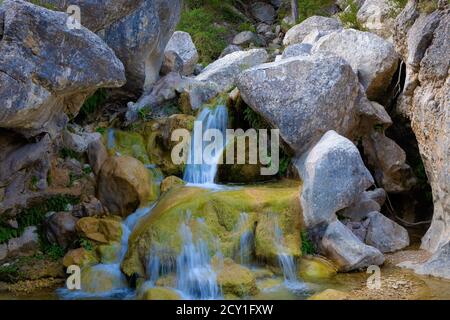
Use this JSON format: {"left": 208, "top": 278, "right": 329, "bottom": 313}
{"left": 76, "top": 217, "right": 123, "bottom": 244}
{"left": 106, "top": 130, "right": 150, "bottom": 165}
{"left": 63, "top": 248, "right": 98, "bottom": 268}
{"left": 121, "top": 180, "right": 302, "bottom": 278}
{"left": 308, "top": 288, "right": 351, "bottom": 300}
{"left": 139, "top": 286, "right": 181, "bottom": 300}
{"left": 213, "top": 257, "right": 258, "bottom": 297}
{"left": 80, "top": 264, "right": 127, "bottom": 293}
{"left": 298, "top": 255, "right": 337, "bottom": 281}
{"left": 96, "top": 242, "right": 121, "bottom": 264}
{"left": 160, "top": 176, "right": 185, "bottom": 194}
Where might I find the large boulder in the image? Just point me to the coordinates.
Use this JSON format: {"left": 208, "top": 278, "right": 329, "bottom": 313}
{"left": 283, "top": 16, "right": 343, "bottom": 46}
{"left": 163, "top": 31, "right": 198, "bottom": 76}
{"left": 44, "top": 212, "right": 79, "bottom": 249}
{"left": 237, "top": 54, "right": 362, "bottom": 155}
{"left": 251, "top": 2, "right": 276, "bottom": 24}
{"left": 357, "top": 0, "right": 395, "bottom": 40}
{"left": 365, "top": 211, "right": 410, "bottom": 253}
{"left": 5, "top": 226, "right": 39, "bottom": 259}
{"left": 97, "top": 156, "right": 153, "bottom": 217}
{"left": 394, "top": 1, "right": 449, "bottom": 253}
{"left": 295, "top": 131, "right": 374, "bottom": 228}
{"left": 312, "top": 29, "right": 399, "bottom": 101}
{"left": 76, "top": 217, "right": 123, "bottom": 243}
{"left": 0, "top": 0, "right": 125, "bottom": 138}
{"left": 321, "top": 220, "right": 385, "bottom": 271}
{"left": 281, "top": 43, "right": 312, "bottom": 59}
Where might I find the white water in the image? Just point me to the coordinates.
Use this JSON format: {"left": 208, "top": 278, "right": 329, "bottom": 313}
{"left": 183, "top": 105, "right": 228, "bottom": 185}
{"left": 274, "top": 221, "right": 309, "bottom": 293}
{"left": 235, "top": 213, "right": 254, "bottom": 266}
{"left": 58, "top": 205, "right": 155, "bottom": 299}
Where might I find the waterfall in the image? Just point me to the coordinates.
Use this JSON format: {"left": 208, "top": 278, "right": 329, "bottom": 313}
{"left": 183, "top": 105, "right": 228, "bottom": 185}
{"left": 58, "top": 205, "right": 155, "bottom": 299}
{"left": 274, "top": 221, "right": 308, "bottom": 293}
{"left": 235, "top": 213, "right": 254, "bottom": 266}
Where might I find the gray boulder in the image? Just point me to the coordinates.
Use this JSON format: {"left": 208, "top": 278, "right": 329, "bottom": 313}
{"left": 399, "top": 241, "right": 450, "bottom": 280}
{"left": 44, "top": 212, "right": 79, "bottom": 249}
{"left": 62, "top": 127, "right": 102, "bottom": 154}
{"left": 312, "top": 29, "right": 399, "bottom": 101}
{"left": 6, "top": 226, "right": 39, "bottom": 258}
{"left": 283, "top": 16, "right": 343, "bottom": 46}
{"left": 236, "top": 54, "right": 361, "bottom": 154}
{"left": 219, "top": 44, "right": 242, "bottom": 58}
{"left": 163, "top": 31, "right": 198, "bottom": 76}
{"left": 365, "top": 211, "right": 410, "bottom": 253}
{"left": 321, "top": 220, "right": 385, "bottom": 271}
{"left": 295, "top": 131, "right": 374, "bottom": 228}
{"left": 87, "top": 139, "right": 108, "bottom": 176}
{"left": 281, "top": 43, "right": 312, "bottom": 59}
{"left": 251, "top": 2, "right": 276, "bottom": 24}
{"left": 339, "top": 188, "right": 386, "bottom": 221}
{"left": 357, "top": 0, "right": 395, "bottom": 39}
{"left": 0, "top": 0, "right": 126, "bottom": 137}
{"left": 232, "top": 31, "right": 262, "bottom": 46}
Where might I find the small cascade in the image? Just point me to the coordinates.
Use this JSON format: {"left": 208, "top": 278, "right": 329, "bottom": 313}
{"left": 183, "top": 105, "right": 228, "bottom": 185}
{"left": 175, "top": 221, "right": 221, "bottom": 299}
{"left": 274, "top": 221, "right": 308, "bottom": 293}
{"left": 58, "top": 205, "right": 155, "bottom": 299}
{"left": 235, "top": 213, "right": 254, "bottom": 266}
{"left": 107, "top": 128, "right": 116, "bottom": 150}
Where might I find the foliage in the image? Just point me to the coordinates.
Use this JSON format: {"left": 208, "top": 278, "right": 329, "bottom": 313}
{"left": 338, "top": 0, "right": 367, "bottom": 30}
{"left": 237, "top": 22, "right": 256, "bottom": 33}
{"left": 29, "top": 0, "right": 56, "bottom": 10}
{"left": 301, "top": 231, "right": 315, "bottom": 255}
{"left": 77, "top": 237, "right": 94, "bottom": 251}
{"left": 59, "top": 147, "right": 81, "bottom": 161}
{"left": 0, "top": 226, "right": 20, "bottom": 245}
{"left": 243, "top": 106, "right": 270, "bottom": 130}
{"left": 418, "top": 0, "right": 440, "bottom": 13}
{"left": 42, "top": 243, "right": 65, "bottom": 261}
{"left": 387, "top": 0, "right": 408, "bottom": 17}
{"left": 297, "top": 0, "right": 336, "bottom": 22}
{"left": 0, "top": 264, "right": 20, "bottom": 283}
{"left": 77, "top": 89, "right": 107, "bottom": 120}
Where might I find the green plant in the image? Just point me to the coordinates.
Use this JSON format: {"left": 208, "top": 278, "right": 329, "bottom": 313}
{"left": 338, "top": 0, "right": 367, "bottom": 30}
{"left": 77, "top": 237, "right": 94, "bottom": 251}
{"left": 373, "top": 124, "right": 385, "bottom": 132}
{"left": 59, "top": 147, "right": 81, "bottom": 160}
{"left": 387, "top": 0, "right": 408, "bottom": 17}
{"left": 43, "top": 243, "right": 65, "bottom": 261}
{"left": 78, "top": 89, "right": 107, "bottom": 119}
{"left": 301, "top": 231, "right": 315, "bottom": 255}
{"left": 82, "top": 166, "right": 93, "bottom": 175}
{"left": 30, "top": 175, "right": 39, "bottom": 191}
{"left": 0, "top": 264, "right": 20, "bottom": 283}
{"left": 96, "top": 127, "right": 106, "bottom": 135}
{"left": 29, "top": 0, "right": 56, "bottom": 10}
{"left": 243, "top": 106, "right": 270, "bottom": 130}
{"left": 237, "top": 22, "right": 256, "bottom": 33}
{"left": 0, "top": 226, "right": 20, "bottom": 245}
{"left": 278, "top": 154, "right": 291, "bottom": 177}
{"left": 418, "top": 0, "right": 440, "bottom": 13}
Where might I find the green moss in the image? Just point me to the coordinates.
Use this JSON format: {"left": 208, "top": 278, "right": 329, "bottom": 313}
{"left": 106, "top": 130, "right": 151, "bottom": 165}
{"left": 237, "top": 22, "right": 256, "bottom": 33}
{"left": 0, "top": 264, "right": 20, "bottom": 283}
{"left": 387, "top": 0, "right": 408, "bottom": 17}
{"left": 29, "top": 0, "right": 57, "bottom": 10}
{"left": 301, "top": 231, "right": 315, "bottom": 255}
{"left": 60, "top": 147, "right": 82, "bottom": 161}
{"left": 77, "top": 89, "right": 107, "bottom": 120}
{"left": 338, "top": 0, "right": 367, "bottom": 31}
{"left": 278, "top": 0, "right": 335, "bottom": 25}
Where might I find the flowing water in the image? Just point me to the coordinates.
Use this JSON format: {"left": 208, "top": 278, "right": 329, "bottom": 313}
{"left": 235, "top": 213, "right": 254, "bottom": 266}
{"left": 183, "top": 105, "right": 228, "bottom": 185}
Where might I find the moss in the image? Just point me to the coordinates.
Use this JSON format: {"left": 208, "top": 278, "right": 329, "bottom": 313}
{"left": 107, "top": 130, "right": 150, "bottom": 165}
{"left": 298, "top": 255, "right": 337, "bottom": 281}
{"left": 213, "top": 257, "right": 258, "bottom": 297}
{"left": 139, "top": 286, "right": 181, "bottom": 300}
{"left": 387, "top": 0, "right": 408, "bottom": 17}
{"left": 122, "top": 180, "right": 302, "bottom": 277}
{"left": 418, "top": 0, "right": 440, "bottom": 13}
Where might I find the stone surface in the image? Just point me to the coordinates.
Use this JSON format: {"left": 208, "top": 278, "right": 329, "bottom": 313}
{"left": 357, "top": 0, "right": 395, "bottom": 39}
{"left": 365, "top": 211, "right": 410, "bottom": 253}
{"left": 283, "top": 16, "right": 343, "bottom": 46}
{"left": 237, "top": 55, "right": 362, "bottom": 155}
{"left": 7, "top": 226, "right": 39, "bottom": 258}
{"left": 98, "top": 156, "right": 153, "bottom": 217}
{"left": 298, "top": 255, "right": 337, "bottom": 281}
{"left": 0, "top": 0, "right": 125, "bottom": 137}
{"left": 63, "top": 129, "right": 102, "bottom": 154}
{"left": 281, "top": 43, "right": 312, "bottom": 59}
{"left": 163, "top": 31, "right": 198, "bottom": 76}
{"left": 312, "top": 29, "right": 399, "bottom": 101}
{"left": 44, "top": 212, "right": 79, "bottom": 249}
{"left": 321, "top": 220, "right": 385, "bottom": 272}
{"left": 140, "top": 286, "right": 181, "bottom": 300}
{"left": 63, "top": 248, "right": 99, "bottom": 268}
{"left": 295, "top": 131, "right": 374, "bottom": 228}
{"left": 251, "top": 2, "right": 276, "bottom": 24}
{"left": 339, "top": 188, "right": 386, "bottom": 221}
{"left": 160, "top": 176, "right": 185, "bottom": 194}
{"left": 232, "top": 31, "right": 261, "bottom": 46}
{"left": 394, "top": 3, "right": 449, "bottom": 253}
{"left": 76, "top": 217, "right": 122, "bottom": 244}
{"left": 213, "top": 258, "right": 258, "bottom": 297}
{"left": 219, "top": 44, "right": 242, "bottom": 58}
{"left": 87, "top": 139, "right": 108, "bottom": 176}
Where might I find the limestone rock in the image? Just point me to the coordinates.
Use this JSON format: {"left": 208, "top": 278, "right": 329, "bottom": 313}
{"left": 251, "top": 2, "right": 276, "bottom": 24}
{"left": 339, "top": 188, "right": 386, "bottom": 221}
{"left": 281, "top": 43, "right": 312, "bottom": 59}
{"left": 139, "top": 286, "right": 181, "bottom": 300}
{"left": 283, "top": 16, "right": 343, "bottom": 46}
{"left": 232, "top": 31, "right": 262, "bottom": 46}
{"left": 219, "top": 44, "right": 242, "bottom": 58}
{"left": 76, "top": 217, "right": 122, "bottom": 244}
{"left": 321, "top": 220, "right": 385, "bottom": 272}
{"left": 98, "top": 156, "right": 153, "bottom": 217}
{"left": 312, "top": 29, "right": 399, "bottom": 101}
{"left": 0, "top": 0, "right": 125, "bottom": 137}
{"left": 357, "top": 0, "right": 395, "bottom": 39}
{"left": 87, "top": 139, "right": 108, "bottom": 176}
{"left": 7, "top": 226, "right": 39, "bottom": 258}
{"left": 214, "top": 258, "right": 258, "bottom": 297}
{"left": 295, "top": 131, "right": 374, "bottom": 228}
{"left": 160, "top": 176, "right": 185, "bottom": 194}
{"left": 237, "top": 55, "right": 362, "bottom": 155}
{"left": 44, "top": 212, "right": 79, "bottom": 249}
{"left": 163, "top": 31, "right": 198, "bottom": 76}
{"left": 365, "top": 211, "right": 410, "bottom": 253}
{"left": 63, "top": 248, "right": 99, "bottom": 268}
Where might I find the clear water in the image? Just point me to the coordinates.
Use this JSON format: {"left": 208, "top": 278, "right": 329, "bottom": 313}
{"left": 183, "top": 105, "right": 228, "bottom": 185}
{"left": 235, "top": 213, "right": 254, "bottom": 266}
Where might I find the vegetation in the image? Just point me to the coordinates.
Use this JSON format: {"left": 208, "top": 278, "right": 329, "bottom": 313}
{"left": 301, "top": 231, "right": 315, "bottom": 255}
{"left": 177, "top": 0, "right": 248, "bottom": 64}
{"left": 0, "top": 264, "right": 20, "bottom": 283}
{"left": 338, "top": 0, "right": 366, "bottom": 30}
{"left": 77, "top": 89, "right": 107, "bottom": 120}
{"left": 387, "top": 0, "right": 408, "bottom": 17}
{"left": 59, "top": 147, "right": 82, "bottom": 160}
{"left": 29, "top": 0, "right": 57, "bottom": 10}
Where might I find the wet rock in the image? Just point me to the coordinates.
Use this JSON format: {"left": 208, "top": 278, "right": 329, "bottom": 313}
{"left": 98, "top": 156, "right": 153, "bottom": 217}
{"left": 365, "top": 211, "right": 410, "bottom": 253}
{"left": 251, "top": 2, "right": 276, "bottom": 24}
{"left": 298, "top": 255, "right": 337, "bottom": 281}
{"left": 213, "top": 258, "right": 258, "bottom": 297}
{"left": 295, "top": 131, "right": 374, "bottom": 228}
{"left": 81, "top": 264, "right": 127, "bottom": 293}
{"left": 80, "top": 196, "right": 108, "bottom": 217}
{"left": 63, "top": 248, "right": 99, "bottom": 268}
{"left": 312, "top": 29, "right": 399, "bottom": 101}
{"left": 96, "top": 242, "right": 121, "bottom": 264}
{"left": 87, "top": 139, "right": 108, "bottom": 176}
{"left": 283, "top": 16, "right": 343, "bottom": 46}
{"left": 281, "top": 43, "right": 312, "bottom": 59}
{"left": 44, "top": 212, "right": 79, "bottom": 249}
{"left": 237, "top": 54, "right": 362, "bottom": 155}
{"left": 0, "top": 0, "right": 125, "bottom": 137}
{"left": 309, "top": 288, "right": 351, "bottom": 300}
{"left": 76, "top": 217, "right": 122, "bottom": 244}
{"left": 321, "top": 220, "right": 385, "bottom": 271}
{"left": 160, "top": 176, "right": 185, "bottom": 194}
{"left": 163, "top": 31, "right": 199, "bottom": 76}
{"left": 139, "top": 286, "right": 181, "bottom": 300}
{"left": 63, "top": 129, "right": 102, "bottom": 154}
{"left": 7, "top": 226, "right": 39, "bottom": 259}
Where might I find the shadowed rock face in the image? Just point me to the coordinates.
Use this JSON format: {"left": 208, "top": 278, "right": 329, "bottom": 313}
{"left": 0, "top": 0, "right": 126, "bottom": 137}
{"left": 394, "top": 1, "right": 450, "bottom": 253}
